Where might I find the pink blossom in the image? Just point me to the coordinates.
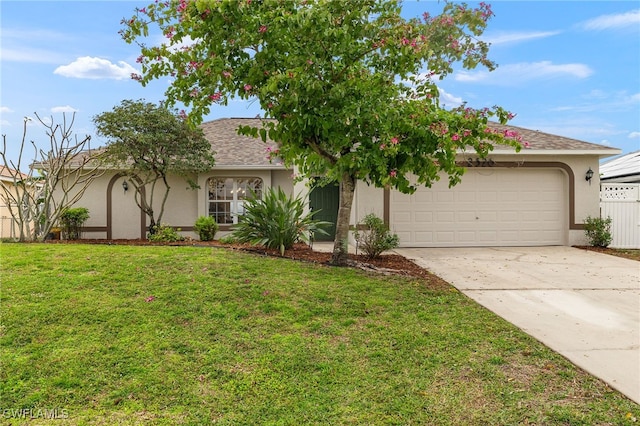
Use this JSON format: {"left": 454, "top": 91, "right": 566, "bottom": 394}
{"left": 259, "top": 25, "right": 268, "bottom": 33}
{"left": 244, "top": 84, "right": 252, "bottom": 92}
{"left": 267, "top": 102, "right": 274, "bottom": 109}
{"left": 145, "top": 296, "right": 156, "bottom": 302}
{"left": 178, "top": 110, "right": 188, "bottom": 120}
{"left": 209, "top": 92, "right": 222, "bottom": 102}
{"left": 390, "top": 170, "right": 397, "bottom": 178}
{"left": 136, "top": 55, "right": 144, "bottom": 64}
{"left": 379, "top": 143, "right": 387, "bottom": 150}
{"left": 222, "top": 71, "right": 231, "bottom": 78}
{"left": 524, "top": 141, "right": 531, "bottom": 149}
{"left": 390, "top": 137, "right": 399, "bottom": 145}
{"left": 131, "top": 73, "right": 142, "bottom": 82}
{"left": 452, "top": 133, "right": 460, "bottom": 141}
{"left": 507, "top": 112, "right": 516, "bottom": 120}
{"left": 401, "top": 37, "right": 410, "bottom": 46}
{"left": 463, "top": 130, "right": 472, "bottom": 137}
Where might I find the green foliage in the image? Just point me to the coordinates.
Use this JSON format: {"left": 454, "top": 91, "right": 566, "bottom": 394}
{"left": 354, "top": 213, "right": 400, "bottom": 259}
{"left": 122, "top": 0, "right": 522, "bottom": 263}
{"left": 93, "top": 99, "right": 216, "bottom": 229}
{"left": 148, "top": 224, "right": 184, "bottom": 242}
{"left": 59, "top": 207, "right": 90, "bottom": 240}
{"left": 218, "top": 234, "right": 239, "bottom": 244}
{"left": 232, "top": 188, "right": 330, "bottom": 255}
{"left": 584, "top": 216, "right": 613, "bottom": 248}
{"left": 194, "top": 216, "right": 219, "bottom": 241}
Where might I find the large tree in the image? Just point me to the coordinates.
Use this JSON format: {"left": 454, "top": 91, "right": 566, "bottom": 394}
{"left": 122, "top": 0, "right": 521, "bottom": 264}
{"left": 93, "top": 99, "right": 216, "bottom": 233}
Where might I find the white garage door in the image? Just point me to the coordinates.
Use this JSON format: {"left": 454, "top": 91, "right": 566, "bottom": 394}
{"left": 390, "top": 168, "right": 566, "bottom": 247}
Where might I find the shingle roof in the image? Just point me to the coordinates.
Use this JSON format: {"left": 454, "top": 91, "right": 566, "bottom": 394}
{"left": 487, "top": 122, "right": 619, "bottom": 152}
{"left": 0, "top": 166, "right": 28, "bottom": 180}
{"left": 200, "top": 118, "right": 282, "bottom": 168}
{"left": 600, "top": 151, "right": 640, "bottom": 180}
{"left": 200, "top": 118, "right": 619, "bottom": 166}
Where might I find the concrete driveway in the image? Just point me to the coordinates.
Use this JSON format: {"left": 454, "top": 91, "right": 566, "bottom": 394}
{"left": 395, "top": 246, "right": 640, "bottom": 404}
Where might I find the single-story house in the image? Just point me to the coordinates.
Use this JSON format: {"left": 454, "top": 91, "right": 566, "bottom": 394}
{"left": 600, "top": 151, "right": 640, "bottom": 183}
{"left": 69, "top": 117, "right": 620, "bottom": 247}
{"left": 0, "top": 166, "right": 30, "bottom": 239}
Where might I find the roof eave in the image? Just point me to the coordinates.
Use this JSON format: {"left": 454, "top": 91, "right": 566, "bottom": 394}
{"left": 211, "top": 165, "right": 290, "bottom": 170}
{"left": 474, "top": 148, "right": 622, "bottom": 157}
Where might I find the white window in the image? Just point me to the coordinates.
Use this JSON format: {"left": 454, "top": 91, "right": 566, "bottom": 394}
{"left": 207, "top": 177, "right": 263, "bottom": 224}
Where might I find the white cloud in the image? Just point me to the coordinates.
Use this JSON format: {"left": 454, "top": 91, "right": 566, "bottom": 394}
{"left": 483, "top": 30, "right": 561, "bottom": 45}
{"left": 552, "top": 90, "right": 640, "bottom": 114}
{"left": 455, "top": 61, "right": 593, "bottom": 85}
{"left": 0, "top": 107, "right": 14, "bottom": 114}
{"left": 581, "top": 9, "right": 640, "bottom": 31}
{"left": 54, "top": 56, "right": 139, "bottom": 80}
{"left": 51, "top": 105, "right": 79, "bottom": 113}
{"left": 0, "top": 47, "right": 67, "bottom": 64}
{"left": 0, "top": 28, "right": 72, "bottom": 63}
{"left": 628, "top": 132, "right": 640, "bottom": 139}
{"left": 438, "top": 88, "right": 463, "bottom": 108}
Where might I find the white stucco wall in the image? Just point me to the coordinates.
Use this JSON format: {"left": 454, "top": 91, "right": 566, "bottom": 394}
{"left": 348, "top": 153, "right": 606, "bottom": 247}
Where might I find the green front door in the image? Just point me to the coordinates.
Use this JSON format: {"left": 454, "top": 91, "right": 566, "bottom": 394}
{"left": 309, "top": 183, "right": 339, "bottom": 241}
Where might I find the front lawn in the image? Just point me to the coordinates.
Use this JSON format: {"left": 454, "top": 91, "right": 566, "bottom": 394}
{"left": 1, "top": 244, "right": 638, "bottom": 425}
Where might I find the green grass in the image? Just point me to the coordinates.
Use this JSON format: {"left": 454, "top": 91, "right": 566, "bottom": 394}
{"left": 1, "top": 243, "right": 638, "bottom": 425}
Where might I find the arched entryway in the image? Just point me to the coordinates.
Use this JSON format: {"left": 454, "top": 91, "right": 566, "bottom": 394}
{"left": 107, "top": 174, "right": 146, "bottom": 239}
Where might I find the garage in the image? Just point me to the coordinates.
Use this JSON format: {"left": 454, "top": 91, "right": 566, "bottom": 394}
{"left": 390, "top": 168, "right": 567, "bottom": 247}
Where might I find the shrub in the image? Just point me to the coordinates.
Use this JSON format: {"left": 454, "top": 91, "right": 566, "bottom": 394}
{"left": 148, "top": 224, "right": 184, "bottom": 243}
{"left": 194, "top": 216, "right": 219, "bottom": 241}
{"left": 59, "top": 207, "right": 90, "bottom": 240}
{"left": 232, "top": 188, "right": 330, "bottom": 255}
{"left": 218, "top": 234, "right": 238, "bottom": 244}
{"left": 584, "top": 216, "right": 613, "bottom": 248}
{"left": 354, "top": 213, "right": 400, "bottom": 259}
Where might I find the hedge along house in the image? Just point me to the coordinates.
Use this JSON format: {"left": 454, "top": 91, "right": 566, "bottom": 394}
{"left": 67, "top": 117, "right": 619, "bottom": 246}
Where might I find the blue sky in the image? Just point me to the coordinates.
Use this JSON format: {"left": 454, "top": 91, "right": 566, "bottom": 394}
{"left": 1, "top": 1, "right": 639, "bottom": 167}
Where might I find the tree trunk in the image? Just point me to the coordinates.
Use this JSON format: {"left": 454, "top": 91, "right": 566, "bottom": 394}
{"left": 330, "top": 172, "right": 356, "bottom": 266}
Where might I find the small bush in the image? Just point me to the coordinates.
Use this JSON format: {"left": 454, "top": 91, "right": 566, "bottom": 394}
{"left": 354, "top": 213, "right": 400, "bottom": 259}
{"left": 584, "top": 216, "right": 613, "bottom": 248}
{"left": 232, "top": 188, "right": 330, "bottom": 255}
{"left": 218, "top": 234, "right": 239, "bottom": 244}
{"left": 194, "top": 216, "right": 219, "bottom": 241}
{"left": 59, "top": 207, "right": 90, "bottom": 240}
{"left": 148, "top": 224, "right": 184, "bottom": 243}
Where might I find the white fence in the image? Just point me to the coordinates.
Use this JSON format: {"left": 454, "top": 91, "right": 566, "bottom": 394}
{"left": 600, "top": 183, "right": 640, "bottom": 249}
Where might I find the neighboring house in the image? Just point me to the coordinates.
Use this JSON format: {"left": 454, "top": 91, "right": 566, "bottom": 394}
{"left": 600, "top": 151, "right": 640, "bottom": 183}
{"left": 71, "top": 117, "right": 620, "bottom": 247}
{"left": 0, "top": 166, "right": 29, "bottom": 239}
{"left": 600, "top": 151, "right": 640, "bottom": 249}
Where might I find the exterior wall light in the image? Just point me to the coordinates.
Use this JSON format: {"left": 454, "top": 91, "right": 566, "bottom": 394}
{"left": 585, "top": 167, "right": 594, "bottom": 184}
{"left": 122, "top": 180, "right": 129, "bottom": 192}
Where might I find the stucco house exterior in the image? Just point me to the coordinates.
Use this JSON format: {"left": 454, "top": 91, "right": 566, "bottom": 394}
{"left": 0, "top": 166, "right": 29, "bottom": 239}
{"left": 69, "top": 117, "right": 620, "bottom": 247}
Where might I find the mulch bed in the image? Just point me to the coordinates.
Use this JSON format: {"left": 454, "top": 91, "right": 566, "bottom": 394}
{"left": 573, "top": 245, "right": 640, "bottom": 262}
{"left": 44, "top": 239, "right": 451, "bottom": 290}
